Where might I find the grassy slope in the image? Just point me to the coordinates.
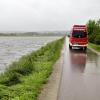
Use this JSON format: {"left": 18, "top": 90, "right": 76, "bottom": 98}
{"left": 88, "top": 43, "right": 100, "bottom": 52}
{"left": 0, "top": 37, "right": 64, "bottom": 100}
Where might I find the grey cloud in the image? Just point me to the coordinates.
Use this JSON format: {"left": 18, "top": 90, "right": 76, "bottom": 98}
{"left": 0, "top": 0, "right": 99, "bottom": 32}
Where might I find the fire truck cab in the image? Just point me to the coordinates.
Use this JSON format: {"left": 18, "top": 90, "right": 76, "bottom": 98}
{"left": 69, "top": 25, "right": 88, "bottom": 50}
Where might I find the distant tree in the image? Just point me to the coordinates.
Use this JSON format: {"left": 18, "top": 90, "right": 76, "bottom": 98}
{"left": 87, "top": 19, "right": 100, "bottom": 44}
{"left": 87, "top": 20, "right": 96, "bottom": 35}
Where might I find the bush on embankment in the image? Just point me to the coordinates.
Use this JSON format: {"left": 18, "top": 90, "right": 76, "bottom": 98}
{"left": 0, "top": 37, "right": 64, "bottom": 100}
{"left": 87, "top": 19, "right": 100, "bottom": 45}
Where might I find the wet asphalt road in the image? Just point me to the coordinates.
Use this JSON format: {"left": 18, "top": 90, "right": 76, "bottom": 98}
{"left": 58, "top": 37, "right": 100, "bottom": 100}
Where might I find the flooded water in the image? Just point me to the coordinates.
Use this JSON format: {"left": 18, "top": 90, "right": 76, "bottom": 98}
{"left": 58, "top": 37, "right": 100, "bottom": 100}
{"left": 0, "top": 36, "right": 61, "bottom": 73}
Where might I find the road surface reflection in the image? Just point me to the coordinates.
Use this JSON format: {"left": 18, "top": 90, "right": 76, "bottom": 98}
{"left": 58, "top": 37, "right": 100, "bottom": 100}
{"left": 69, "top": 49, "right": 87, "bottom": 73}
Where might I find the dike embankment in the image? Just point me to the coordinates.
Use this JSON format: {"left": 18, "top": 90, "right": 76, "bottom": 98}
{"left": 0, "top": 37, "right": 64, "bottom": 100}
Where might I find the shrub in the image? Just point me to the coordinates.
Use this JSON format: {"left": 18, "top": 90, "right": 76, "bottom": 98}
{"left": 87, "top": 19, "right": 100, "bottom": 44}
{"left": 94, "top": 34, "right": 100, "bottom": 44}
{"left": 7, "top": 57, "right": 34, "bottom": 75}
{"left": 0, "top": 72, "right": 21, "bottom": 86}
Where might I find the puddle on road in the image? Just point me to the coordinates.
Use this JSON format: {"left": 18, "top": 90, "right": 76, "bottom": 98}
{"left": 69, "top": 49, "right": 100, "bottom": 74}
{"left": 69, "top": 49, "right": 87, "bottom": 73}
{"left": 85, "top": 49, "right": 100, "bottom": 74}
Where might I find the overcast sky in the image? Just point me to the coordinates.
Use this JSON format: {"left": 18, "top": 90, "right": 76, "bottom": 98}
{"left": 0, "top": 0, "right": 100, "bottom": 32}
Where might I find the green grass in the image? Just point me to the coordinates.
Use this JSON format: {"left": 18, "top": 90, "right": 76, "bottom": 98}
{"left": 0, "top": 37, "right": 64, "bottom": 100}
{"left": 88, "top": 43, "right": 100, "bottom": 52}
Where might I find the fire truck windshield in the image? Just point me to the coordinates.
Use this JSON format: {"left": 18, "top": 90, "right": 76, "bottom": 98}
{"left": 72, "top": 31, "right": 87, "bottom": 38}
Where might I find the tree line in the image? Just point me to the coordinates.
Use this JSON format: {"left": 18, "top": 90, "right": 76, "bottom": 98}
{"left": 87, "top": 19, "right": 100, "bottom": 44}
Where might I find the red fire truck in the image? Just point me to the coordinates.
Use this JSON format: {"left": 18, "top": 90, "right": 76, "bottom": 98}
{"left": 69, "top": 25, "right": 88, "bottom": 50}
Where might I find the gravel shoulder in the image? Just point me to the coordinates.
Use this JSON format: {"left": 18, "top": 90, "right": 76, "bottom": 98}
{"left": 38, "top": 46, "right": 65, "bottom": 100}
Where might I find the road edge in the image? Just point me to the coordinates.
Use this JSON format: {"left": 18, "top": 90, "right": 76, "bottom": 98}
{"left": 88, "top": 47, "right": 100, "bottom": 56}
